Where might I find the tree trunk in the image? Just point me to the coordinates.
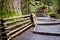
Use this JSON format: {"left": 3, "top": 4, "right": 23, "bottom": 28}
{"left": 13, "top": 0, "right": 21, "bottom": 13}
{"left": 2, "top": 0, "right": 22, "bottom": 18}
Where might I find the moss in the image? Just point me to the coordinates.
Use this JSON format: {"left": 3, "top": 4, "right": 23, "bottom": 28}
{"left": 2, "top": 8, "right": 19, "bottom": 18}
{"left": 48, "top": 12, "right": 60, "bottom": 19}
{"left": 56, "top": 14, "right": 60, "bottom": 19}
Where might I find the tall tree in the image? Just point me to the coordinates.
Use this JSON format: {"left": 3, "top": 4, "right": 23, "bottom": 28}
{"left": 2, "top": 0, "right": 22, "bottom": 18}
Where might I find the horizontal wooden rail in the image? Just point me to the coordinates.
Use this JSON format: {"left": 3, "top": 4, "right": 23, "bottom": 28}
{"left": 4, "top": 17, "right": 30, "bottom": 25}
{"left": 7, "top": 22, "right": 31, "bottom": 36}
{"left": 8, "top": 24, "right": 32, "bottom": 40}
{"left": 5, "top": 20, "right": 31, "bottom": 29}
{"left": 3, "top": 14, "right": 30, "bottom": 20}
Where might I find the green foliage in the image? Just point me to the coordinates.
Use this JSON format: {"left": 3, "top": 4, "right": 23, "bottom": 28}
{"left": 1, "top": 0, "right": 20, "bottom": 18}
{"left": 29, "top": 0, "right": 49, "bottom": 13}
{"left": 2, "top": 8, "right": 19, "bottom": 18}
{"left": 40, "top": 0, "right": 60, "bottom": 19}
{"left": 48, "top": 12, "right": 60, "bottom": 19}
{"left": 1, "top": 0, "right": 60, "bottom": 19}
{"left": 21, "top": 0, "right": 29, "bottom": 14}
{"left": 0, "top": 0, "right": 3, "bottom": 19}
{"left": 58, "top": 0, "right": 60, "bottom": 8}
{"left": 29, "top": 0, "right": 36, "bottom": 13}
{"left": 56, "top": 14, "right": 60, "bottom": 19}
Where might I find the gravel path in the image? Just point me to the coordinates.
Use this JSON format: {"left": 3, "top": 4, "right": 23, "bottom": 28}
{"left": 12, "top": 27, "right": 60, "bottom": 40}
{"left": 12, "top": 27, "right": 34, "bottom": 40}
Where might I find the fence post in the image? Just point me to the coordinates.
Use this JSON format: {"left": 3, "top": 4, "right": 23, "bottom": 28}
{"left": 1, "top": 19, "right": 7, "bottom": 40}
{"left": 30, "top": 14, "right": 35, "bottom": 26}
{"left": 0, "top": 19, "right": 2, "bottom": 40}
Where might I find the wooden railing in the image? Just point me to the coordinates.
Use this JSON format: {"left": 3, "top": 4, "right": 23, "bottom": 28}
{"left": 1, "top": 14, "right": 34, "bottom": 40}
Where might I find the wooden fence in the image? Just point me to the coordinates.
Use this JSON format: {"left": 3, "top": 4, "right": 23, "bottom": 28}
{"left": 1, "top": 14, "right": 34, "bottom": 40}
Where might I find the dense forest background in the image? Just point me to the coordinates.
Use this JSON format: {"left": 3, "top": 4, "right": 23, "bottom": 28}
{"left": 0, "top": 0, "right": 60, "bottom": 18}
{"left": 0, "top": 0, "right": 60, "bottom": 26}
